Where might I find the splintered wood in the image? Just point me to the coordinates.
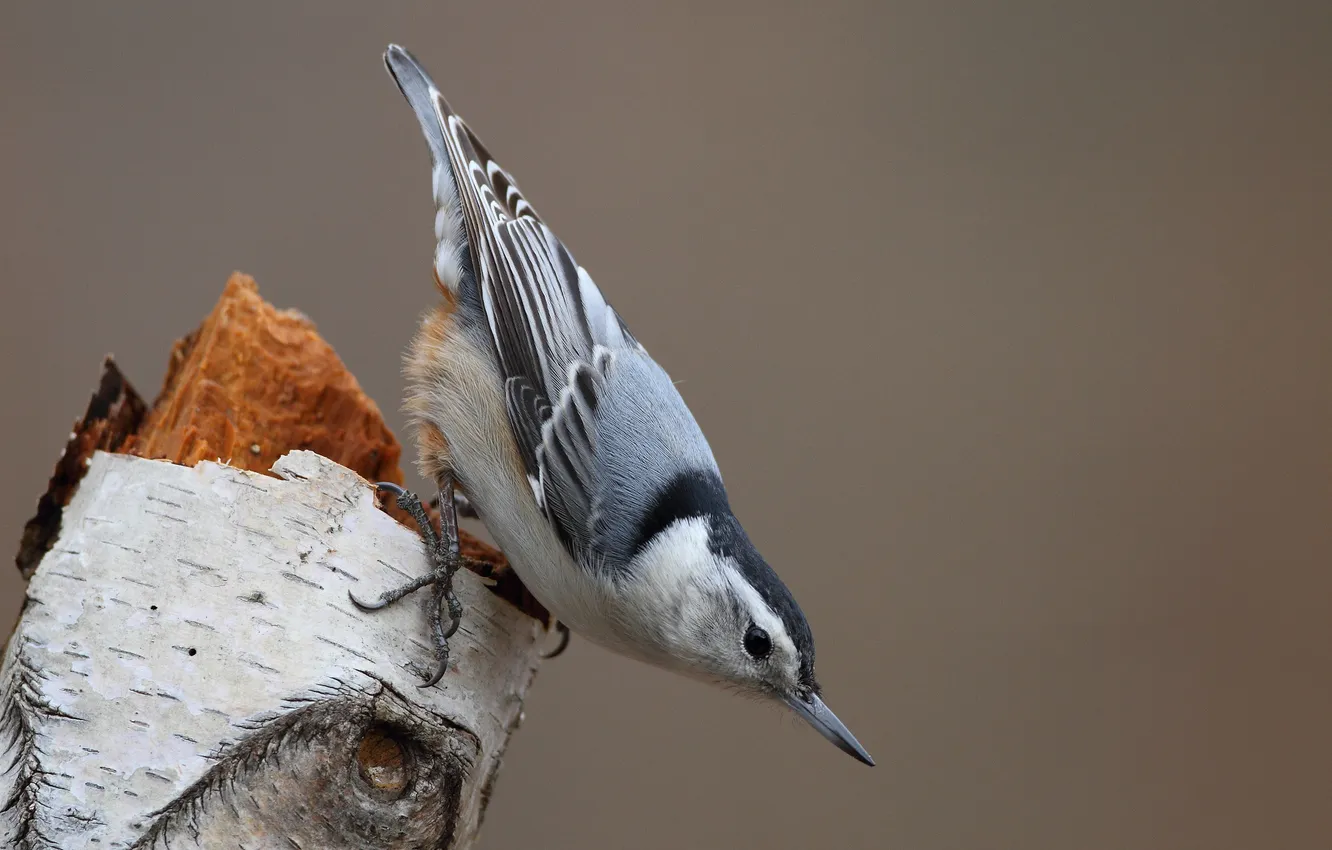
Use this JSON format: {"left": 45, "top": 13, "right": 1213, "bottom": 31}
{"left": 3, "top": 274, "right": 549, "bottom": 849}
{"left": 14, "top": 358, "right": 146, "bottom": 580}
{"left": 125, "top": 273, "right": 403, "bottom": 482}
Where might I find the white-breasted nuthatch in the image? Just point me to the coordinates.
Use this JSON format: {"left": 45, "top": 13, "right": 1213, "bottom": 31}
{"left": 352, "top": 44, "right": 873, "bottom": 766}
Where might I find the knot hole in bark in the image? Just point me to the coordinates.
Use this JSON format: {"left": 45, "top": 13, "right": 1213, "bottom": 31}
{"left": 356, "top": 723, "right": 412, "bottom": 803}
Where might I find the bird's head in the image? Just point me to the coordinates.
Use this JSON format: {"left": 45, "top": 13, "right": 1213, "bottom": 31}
{"left": 621, "top": 474, "right": 874, "bottom": 766}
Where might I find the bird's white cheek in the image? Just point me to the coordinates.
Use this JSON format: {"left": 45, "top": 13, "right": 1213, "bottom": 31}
{"left": 615, "top": 520, "right": 730, "bottom": 666}
{"left": 665, "top": 584, "right": 721, "bottom": 655}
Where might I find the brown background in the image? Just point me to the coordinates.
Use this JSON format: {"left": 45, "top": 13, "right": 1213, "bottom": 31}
{"left": 3, "top": 2, "right": 1330, "bottom": 848}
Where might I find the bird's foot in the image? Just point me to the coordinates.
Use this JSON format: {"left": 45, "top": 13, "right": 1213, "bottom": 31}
{"left": 350, "top": 481, "right": 464, "bottom": 688}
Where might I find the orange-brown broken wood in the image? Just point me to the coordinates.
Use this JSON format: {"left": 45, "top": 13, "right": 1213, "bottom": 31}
{"left": 126, "top": 273, "right": 402, "bottom": 482}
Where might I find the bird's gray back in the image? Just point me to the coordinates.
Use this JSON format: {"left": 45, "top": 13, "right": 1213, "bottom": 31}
{"left": 591, "top": 350, "right": 721, "bottom": 568}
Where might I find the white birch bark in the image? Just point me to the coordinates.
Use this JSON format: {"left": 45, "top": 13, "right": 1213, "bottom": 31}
{"left": 0, "top": 450, "right": 544, "bottom": 849}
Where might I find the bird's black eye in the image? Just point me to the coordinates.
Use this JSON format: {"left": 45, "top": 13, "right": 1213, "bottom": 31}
{"left": 743, "top": 624, "right": 772, "bottom": 660}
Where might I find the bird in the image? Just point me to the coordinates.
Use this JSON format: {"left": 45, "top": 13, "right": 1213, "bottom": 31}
{"left": 352, "top": 44, "right": 873, "bottom": 766}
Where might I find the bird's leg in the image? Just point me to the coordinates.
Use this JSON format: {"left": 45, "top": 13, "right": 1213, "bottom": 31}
{"left": 428, "top": 488, "right": 478, "bottom": 519}
{"left": 350, "top": 478, "right": 465, "bottom": 688}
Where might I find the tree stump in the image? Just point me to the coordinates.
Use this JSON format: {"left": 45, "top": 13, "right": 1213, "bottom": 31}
{"left": 2, "top": 275, "right": 547, "bottom": 849}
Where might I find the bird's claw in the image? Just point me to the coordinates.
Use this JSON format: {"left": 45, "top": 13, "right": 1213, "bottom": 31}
{"left": 418, "top": 658, "right": 450, "bottom": 689}
{"left": 348, "top": 589, "right": 388, "bottom": 611}
{"left": 376, "top": 481, "right": 408, "bottom": 498}
{"left": 542, "top": 621, "right": 571, "bottom": 659}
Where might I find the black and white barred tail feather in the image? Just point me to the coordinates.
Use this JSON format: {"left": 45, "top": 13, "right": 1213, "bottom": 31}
{"left": 385, "top": 45, "right": 634, "bottom": 369}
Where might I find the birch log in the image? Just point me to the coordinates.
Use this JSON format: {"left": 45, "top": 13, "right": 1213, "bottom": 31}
{"left": 2, "top": 449, "right": 543, "bottom": 848}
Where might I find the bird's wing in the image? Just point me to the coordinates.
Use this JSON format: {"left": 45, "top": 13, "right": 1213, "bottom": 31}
{"left": 385, "top": 45, "right": 640, "bottom": 565}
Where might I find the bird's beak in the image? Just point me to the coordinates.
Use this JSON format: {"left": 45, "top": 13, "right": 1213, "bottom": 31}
{"left": 785, "top": 692, "right": 875, "bottom": 766}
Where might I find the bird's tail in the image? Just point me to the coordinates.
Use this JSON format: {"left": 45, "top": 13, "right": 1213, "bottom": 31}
{"left": 383, "top": 44, "right": 471, "bottom": 297}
